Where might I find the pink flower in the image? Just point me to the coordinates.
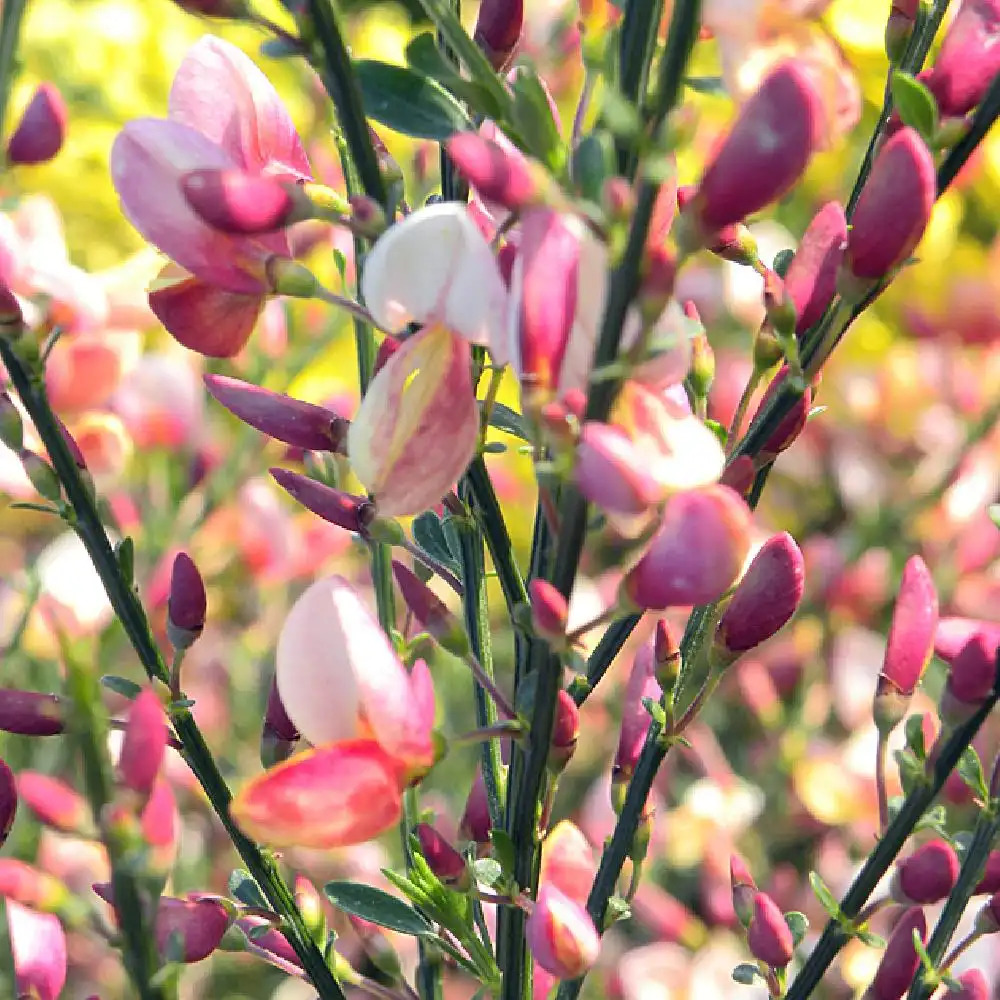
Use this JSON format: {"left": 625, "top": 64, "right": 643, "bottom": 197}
{"left": 110, "top": 36, "right": 311, "bottom": 356}
{"left": 869, "top": 906, "right": 926, "bottom": 1000}
{"left": 119, "top": 689, "right": 168, "bottom": 797}
{"left": 539, "top": 821, "right": 597, "bottom": 907}
{"left": 17, "top": 772, "right": 88, "bottom": 835}
{"left": 782, "top": 201, "right": 847, "bottom": 338}
{"left": 892, "top": 839, "right": 960, "bottom": 904}
{"left": 878, "top": 555, "right": 939, "bottom": 704}
{"left": 746, "top": 891, "right": 794, "bottom": 968}
{"left": 348, "top": 203, "right": 507, "bottom": 516}
{"left": 526, "top": 883, "right": 600, "bottom": 980}
{"left": 6, "top": 900, "right": 67, "bottom": 1000}
{"left": 924, "top": 0, "right": 1000, "bottom": 117}
{"left": 232, "top": 576, "right": 435, "bottom": 848}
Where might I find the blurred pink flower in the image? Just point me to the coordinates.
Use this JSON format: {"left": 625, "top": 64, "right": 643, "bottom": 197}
{"left": 526, "top": 883, "right": 600, "bottom": 980}
{"left": 6, "top": 899, "right": 67, "bottom": 1000}
{"left": 110, "top": 36, "right": 311, "bottom": 356}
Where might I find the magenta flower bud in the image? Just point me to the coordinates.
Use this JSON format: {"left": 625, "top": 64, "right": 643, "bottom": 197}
{"left": 236, "top": 916, "right": 302, "bottom": 975}
{"left": 140, "top": 779, "right": 179, "bottom": 872}
{"left": 751, "top": 366, "right": 813, "bottom": 462}
{"left": 869, "top": 907, "right": 926, "bottom": 1000}
{"left": 155, "top": 896, "right": 233, "bottom": 963}
{"left": 946, "top": 970, "right": 990, "bottom": 1000}
{"left": 0, "top": 690, "right": 65, "bottom": 736}
{"left": 746, "top": 892, "right": 794, "bottom": 968}
{"left": 923, "top": 0, "right": 1000, "bottom": 117}
{"left": 53, "top": 416, "right": 86, "bottom": 471}
{"left": 687, "top": 63, "right": 822, "bottom": 235}
{"left": 473, "top": 0, "right": 523, "bottom": 70}
{"left": 782, "top": 201, "right": 847, "bottom": 338}
{"left": 715, "top": 532, "right": 805, "bottom": 663}
{"left": 446, "top": 133, "right": 540, "bottom": 212}
{"left": 730, "top": 854, "right": 758, "bottom": 928}
{"left": 936, "top": 618, "right": 1000, "bottom": 665}
{"left": 119, "top": 689, "right": 167, "bottom": 797}
{"left": 942, "top": 632, "right": 997, "bottom": 722}
{"left": 975, "top": 850, "right": 1000, "bottom": 894}
{"left": 625, "top": 485, "right": 753, "bottom": 610}
{"left": 575, "top": 421, "right": 662, "bottom": 518}
{"left": 875, "top": 555, "right": 938, "bottom": 731}
{"left": 204, "top": 373, "right": 349, "bottom": 453}
{"left": 550, "top": 690, "right": 579, "bottom": 772}
{"left": 529, "top": 579, "right": 569, "bottom": 644}
{"left": 614, "top": 642, "right": 662, "bottom": 782}
{"left": 167, "top": 551, "right": 206, "bottom": 650}
{"left": 526, "top": 883, "right": 600, "bottom": 980}
{"left": 0, "top": 758, "right": 16, "bottom": 847}
{"left": 17, "top": 773, "right": 88, "bottom": 835}
{"left": 181, "top": 169, "right": 301, "bottom": 234}
{"left": 886, "top": 0, "right": 919, "bottom": 62}
{"left": 416, "top": 822, "right": 470, "bottom": 890}
{"left": 392, "top": 561, "right": 470, "bottom": 658}
{"left": 0, "top": 281, "right": 23, "bottom": 329}
{"left": 7, "top": 83, "right": 66, "bottom": 166}
{"left": 459, "top": 767, "right": 491, "bottom": 849}
{"left": 261, "top": 674, "right": 298, "bottom": 768}
{"left": 0, "top": 860, "right": 70, "bottom": 913}
{"left": 892, "top": 839, "right": 960, "bottom": 904}
{"left": 845, "top": 128, "right": 935, "bottom": 282}
{"left": 270, "top": 468, "right": 372, "bottom": 535}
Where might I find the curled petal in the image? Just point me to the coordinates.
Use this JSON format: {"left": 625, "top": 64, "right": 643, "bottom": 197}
{"left": 348, "top": 325, "right": 479, "bottom": 517}
{"left": 361, "top": 203, "right": 507, "bottom": 351}
{"left": 149, "top": 269, "right": 264, "bottom": 358}
{"left": 169, "top": 35, "right": 311, "bottom": 180}
{"left": 7, "top": 900, "right": 67, "bottom": 1000}
{"left": 232, "top": 740, "right": 403, "bottom": 849}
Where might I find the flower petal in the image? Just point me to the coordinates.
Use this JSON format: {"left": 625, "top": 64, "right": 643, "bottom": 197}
{"left": 7, "top": 900, "right": 67, "bottom": 1000}
{"left": 149, "top": 269, "right": 264, "bottom": 358}
{"left": 361, "top": 203, "right": 508, "bottom": 351}
{"left": 231, "top": 740, "right": 403, "bottom": 849}
{"left": 111, "top": 118, "right": 270, "bottom": 294}
{"left": 169, "top": 36, "right": 311, "bottom": 180}
{"left": 348, "top": 326, "right": 479, "bottom": 517}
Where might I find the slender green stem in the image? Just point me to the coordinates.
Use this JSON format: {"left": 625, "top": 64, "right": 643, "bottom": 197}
{"left": 875, "top": 730, "right": 890, "bottom": 834}
{"left": 0, "top": 339, "right": 347, "bottom": 1000}
{"left": 617, "top": 0, "right": 665, "bottom": 175}
{"left": 62, "top": 640, "right": 164, "bottom": 999}
{"left": 572, "top": 614, "right": 642, "bottom": 706}
{"left": 0, "top": 0, "right": 26, "bottom": 145}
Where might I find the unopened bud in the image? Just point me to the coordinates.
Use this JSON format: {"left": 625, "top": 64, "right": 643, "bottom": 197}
{"left": 654, "top": 619, "right": 681, "bottom": 696}
{"left": 746, "top": 892, "right": 794, "bottom": 968}
{"left": 271, "top": 469, "right": 372, "bottom": 534}
{"left": 7, "top": 83, "right": 66, "bottom": 166}
{"left": 119, "top": 689, "right": 167, "bottom": 797}
{"left": 714, "top": 532, "right": 805, "bottom": 665}
{"left": 730, "top": 854, "right": 757, "bottom": 928}
{"left": 459, "top": 768, "right": 491, "bottom": 850}
{"left": 529, "top": 579, "right": 569, "bottom": 645}
{"left": 782, "top": 201, "right": 847, "bottom": 339}
{"left": 942, "top": 631, "right": 997, "bottom": 723}
{"left": 762, "top": 269, "right": 799, "bottom": 363}
{"left": 155, "top": 896, "right": 233, "bottom": 963}
{"left": 891, "top": 839, "right": 959, "bottom": 904}
{"left": 526, "top": 884, "right": 599, "bottom": 980}
{"left": 637, "top": 246, "right": 677, "bottom": 323}
{"left": 946, "top": 970, "right": 990, "bottom": 1000}
{"left": 922, "top": 0, "right": 1000, "bottom": 117}
{"left": 447, "top": 133, "right": 542, "bottom": 212}
{"left": 689, "top": 330, "right": 715, "bottom": 399}
{"left": 294, "top": 876, "right": 327, "bottom": 941}
{"left": 348, "top": 194, "right": 386, "bottom": 239}
{"left": 869, "top": 906, "right": 926, "bottom": 1000}
{"left": 266, "top": 258, "right": 318, "bottom": 299}
{"left": 474, "top": 0, "right": 523, "bottom": 71}
{"left": 602, "top": 176, "right": 635, "bottom": 222}
{"left": 54, "top": 416, "right": 86, "bottom": 471}
{"left": 167, "top": 552, "right": 206, "bottom": 650}
{"left": 0, "top": 689, "right": 65, "bottom": 735}
{"left": 416, "top": 822, "right": 470, "bottom": 890}
{"left": 0, "top": 393, "right": 24, "bottom": 451}
{"left": 19, "top": 450, "right": 61, "bottom": 503}
{"left": 17, "top": 772, "right": 89, "bottom": 836}
{"left": 0, "top": 859, "right": 70, "bottom": 913}
{"left": 0, "top": 758, "right": 16, "bottom": 847}
{"left": 614, "top": 643, "right": 662, "bottom": 783}
{"left": 976, "top": 851, "right": 1000, "bottom": 894}
{"left": 751, "top": 366, "right": 812, "bottom": 462}
{"left": 392, "top": 561, "right": 471, "bottom": 658}
{"left": 549, "top": 690, "right": 579, "bottom": 772}
{"left": 261, "top": 676, "right": 298, "bottom": 768}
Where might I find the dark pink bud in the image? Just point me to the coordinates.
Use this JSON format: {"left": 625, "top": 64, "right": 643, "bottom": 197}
{"left": 751, "top": 366, "right": 812, "bottom": 462}
{"left": 459, "top": 767, "right": 491, "bottom": 849}
{"left": 614, "top": 643, "right": 662, "bottom": 782}
{"left": 446, "top": 133, "right": 539, "bottom": 211}
{"left": 631, "top": 883, "right": 705, "bottom": 947}
{"left": 0, "top": 690, "right": 65, "bottom": 736}
{"left": 936, "top": 618, "right": 1000, "bottom": 665}
{"left": 373, "top": 335, "right": 400, "bottom": 377}
{"left": 892, "top": 839, "right": 960, "bottom": 904}
{"left": 119, "top": 689, "right": 167, "bottom": 797}
{"left": 0, "top": 281, "right": 23, "bottom": 327}
{"left": 720, "top": 455, "right": 756, "bottom": 497}
{"left": 924, "top": 0, "right": 1000, "bottom": 116}
{"left": 529, "top": 579, "right": 569, "bottom": 643}
{"left": 168, "top": 552, "right": 206, "bottom": 649}
{"left": 7, "top": 83, "right": 66, "bottom": 166}
{"left": 0, "top": 758, "right": 16, "bottom": 847}
{"left": 416, "top": 823, "right": 470, "bottom": 889}
{"left": 946, "top": 969, "right": 990, "bottom": 1000}
{"left": 473, "top": 0, "right": 523, "bottom": 70}
{"left": 870, "top": 906, "right": 926, "bottom": 1000}
{"left": 975, "top": 850, "right": 1000, "bottom": 894}
{"left": 886, "top": 0, "right": 920, "bottom": 62}
{"left": 550, "top": 690, "right": 579, "bottom": 771}
{"left": 261, "top": 675, "right": 298, "bottom": 767}
{"left": 730, "top": 854, "right": 757, "bottom": 927}
{"left": 715, "top": 532, "right": 805, "bottom": 662}
{"left": 878, "top": 555, "right": 939, "bottom": 699}
{"left": 845, "top": 128, "right": 936, "bottom": 281}
{"left": 392, "top": 561, "right": 470, "bottom": 658}
{"left": 54, "top": 416, "right": 86, "bottom": 471}
{"left": 943, "top": 632, "right": 997, "bottom": 721}
{"left": 746, "top": 892, "right": 794, "bottom": 968}
{"left": 182, "top": 169, "right": 300, "bottom": 234}
{"left": 204, "top": 373, "right": 349, "bottom": 453}
{"left": 270, "top": 469, "right": 372, "bottom": 534}
{"left": 783, "top": 201, "right": 847, "bottom": 337}
{"left": 688, "top": 63, "right": 822, "bottom": 234}
{"left": 155, "top": 896, "right": 232, "bottom": 963}
{"left": 140, "top": 779, "right": 179, "bottom": 870}
{"left": 17, "top": 773, "right": 88, "bottom": 835}
{"left": 625, "top": 485, "right": 753, "bottom": 609}
{"left": 526, "top": 883, "right": 600, "bottom": 979}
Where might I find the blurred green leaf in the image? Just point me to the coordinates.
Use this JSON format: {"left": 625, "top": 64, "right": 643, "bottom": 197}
{"left": 412, "top": 511, "right": 461, "bottom": 577}
{"left": 891, "top": 71, "right": 938, "bottom": 143}
{"left": 785, "top": 911, "right": 809, "bottom": 947}
{"left": 486, "top": 402, "right": 530, "bottom": 442}
{"left": 405, "top": 33, "right": 504, "bottom": 119}
{"left": 957, "top": 746, "right": 989, "bottom": 801}
{"left": 100, "top": 675, "right": 142, "bottom": 699}
{"left": 228, "top": 870, "right": 269, "bottom": 910}
{"left": 510, "top": 66, "right": 564, "bottom": 170}
{"left": 324, "top": 880, "right": 434, "bottom": 936}
{"left": 809, "top": 872, "right": 842, "bottom": 921}
{"left": 732, "top": 962, "right": 764, "bottom": 985}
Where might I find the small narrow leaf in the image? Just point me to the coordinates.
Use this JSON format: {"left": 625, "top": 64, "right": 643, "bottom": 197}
{"left": 510, "top": 67, "right": 563, "bottom": 169}
{"left": 956, "top": 747, "right": 989, "bottom": 801}
{"left": 489, "top": 829, "right": 516, "bottom": 878}
{"left": 412, "top": 512, "right": 461, "bottom": 576}
{"left": 324, "top": 880, "right": 434, "bottom": 936}
{"left": 486, "top": 402, "right": 530, "bottom": 442}
{"left": 100, "top": 675, "right": 143, "bottom": 699}
{"left": 784, "top": 911, "right": 809, "bottom": 947}
{"left": 808, "top": 872, "right": 842, "bottom": 920}
{"left": 229, "top": 870, "right": 269, "bottom": 910}
{"left": 891, "top": 71, "right": 939, "bottom": 143}
{"left": 904, "top": 713, "right": 927, "bottom": 760}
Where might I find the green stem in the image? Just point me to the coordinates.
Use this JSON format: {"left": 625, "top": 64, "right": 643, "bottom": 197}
{"left": 0, "top": 0, "right": 26, "bottom": 145}
{"left": 617, "top": 0, "right": 665, "bottom": 175}
{"left": 937, "top": 71, "right": 1000, "bottom": 196}
{"left": 0, "top": 339, "right": 347, "bottom": 1000}
{"left": 62, "top": 640, "right": 164, "bottom": 999}
{"left": 573, "top": 614, "right": 642, "bottom": 706}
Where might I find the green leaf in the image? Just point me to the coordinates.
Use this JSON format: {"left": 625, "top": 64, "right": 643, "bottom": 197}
{"left": 355, "top": 60, "right": 472, "bottom": 141}
{"left": 605, "top": 895, "right": 631, "bottom": 925}
{"left": 904, "top": 713, "right": 928, "bottom": 760}
{"left": 891, "top": 71, "right": 939, "bottom": 143}
{"left": 405, "top": 33, "right": 504, "bottom": 120}
{"left": 773, "top": 248, "right": 796, "bottom": 278}
{"left": 705, "top": 418, "right": 728, "bottom": 446}
{"left": 599, "top": 88, "right": 643, "bottom": 140}
{"left": 956, "top": 746, "right": 989, "bottom": 801}
{"left": 100, "top": 675, "right": 142, "bottom": 700}
{"left": 324, "top": 880, "right": 434, "bottom": 936}
{"left": 490, "top": 829, "right": 516, "bottom": 878}
{"left": 412, "top": 512, "right": 461, "bottom": 576}
{"left": 572, "top": 131, "right": 615, "bottom": 203}
{"left": 784, "top": 911, "right": 809, "bottom": 948}
{"left": 808, "top": 872, "right": 842, "bottom": 921}
{"left": 228, "top": 870, "right": 268, "bottom": 910}
{"left": 685, "top": 75, "right": 726, "bottom": 96}
{"left": 856, "top": 928, "right": 886, "bottom": 948}
{"left": 510, "top": 66, "right": 564, "bottom": 170}
{"left": 486, "top": 402, "right": 531, "bottom": 442}
{"left": 115, "top": 536, "right": 135, "bottom": 585}
{"left": 732, "top": 962, "right": 764, "bottom": 985}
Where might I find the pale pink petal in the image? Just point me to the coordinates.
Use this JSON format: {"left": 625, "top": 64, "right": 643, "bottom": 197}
{"left": 7, "top": 900, "right": 67, "bottom": 1000}
{"left": 169, "top": 36, "right": 311, "bottom": 180}
{"left": 111, "top": 118, "right": 272, "bottom": 294}
{"left": 540, "top": 821, "right": 596, "bottom": 906}
{"left": 231, "top": 740, "right": 403, "bottom": 849}
{"left": 348, "top": 325, "right": 480, "bottom": 517}
{"left": 366, "top": 656, "right": 435, "bottom": 777}
{"left": 361, "top": 203, "right": 507, "bottom": 352}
